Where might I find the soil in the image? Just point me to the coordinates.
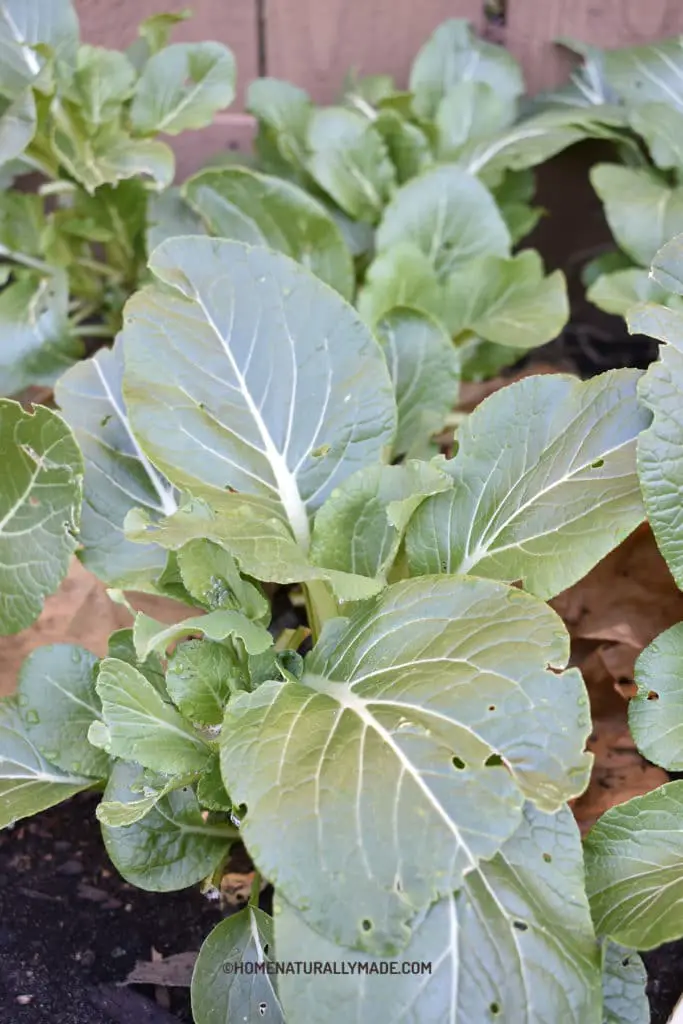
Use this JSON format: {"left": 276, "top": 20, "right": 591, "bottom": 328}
{"left": 0, "top": 794, "right": 228, "bottom": 1024}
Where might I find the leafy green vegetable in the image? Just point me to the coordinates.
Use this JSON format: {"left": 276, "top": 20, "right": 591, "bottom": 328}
{"left": 130, "top": 42, "right": 235, "bottom": 136}
{"left": 409, "top": 19, "right": 523, "bottom": 121}
{"left": 93, "top": 657, "right": 212, "bottom": 774}
{"left": 100, "top": 760, "right": 235, "bottom": 891}
{"left": 585, "top": 781, "right": 683, "bottom": 950}
{"left": 192, "top": 906, "right": 284, "bottom": 1024}
{"left": 630, "top": 623, "right": 683, "bottom": 770}
{"left": 601, "top": 943, "right": 649, "bottom": 1024}
{"left": 276, "top": 804, "right": 602, "bottom": 1023}
{"left": 0, "top": 697, "right": 92, "bottom": 827}
{"left": 221, "top": 576, "right": 590, "bottom": 953}
{"left": 183, "top": 166, "right": 354, "bottom": 299}
{"left": 18, "top": 644, "right": 109, "bottom": 778}
{"left": 0, "top": 400, "right": 82, "bottom": 633}
{"left": 406, "top": 371, "right": 649, "bottom": 598}
{"left": 55, "top": 338, "right": 177, "bottom": 588}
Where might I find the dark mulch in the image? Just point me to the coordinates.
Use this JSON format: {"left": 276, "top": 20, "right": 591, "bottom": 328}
{"left": 0, "top": 794, "right": 224, "bottom": 1024}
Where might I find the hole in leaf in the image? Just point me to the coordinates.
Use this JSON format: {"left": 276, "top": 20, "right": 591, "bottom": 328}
{"left": 622, "top": 957, "right": 631, "bottom": 967}
{"left": 490, "top": 1003, "right": 501, "bottom": 1016}
{"left": 487, "top": 705, "right": 496, "bottom": 712}
{"left": 513, "top": 920, "right": 528, "bottom": 931}
{"left": 647, "top": 690, "right": 660, "bottom": 700}
{"left": 263, "top": 943, "right": 270, "bottom": 956}
{"left": 258, "top": 1003, "right": 268, "bottom": 1016}
{"left": 100, "top": 414, "right": 112, "bottom": 427}
{"left": 485, "top": 754, "right": 503, "bottom": 767}
{"left": 542, "top": 853, "right": 552, "bottom": 863}
{"left": 452, "top": 756, "right": 466, "bottom": 770}
{"left": 361, "top": 919, "right": 372, "bottom": 932}
{"left": 591, "top": 458, "right": 605, "bottom": 469}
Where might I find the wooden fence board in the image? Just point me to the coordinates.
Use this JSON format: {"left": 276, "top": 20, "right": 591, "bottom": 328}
{"left": 262, "top": 0, "right": 484, "bottom": 104}
{"left": 507, "top": 0, "right": 683, "bottom": 94}
{"left": 75, "top": 0, "right": 259, "bottom": 107}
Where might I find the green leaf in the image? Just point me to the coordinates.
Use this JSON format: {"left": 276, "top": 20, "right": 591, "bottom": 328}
{"left": 146, "top": 187, "right": 206, "bottom": 252}
{"left": 628, "top": 302, "right": 683, "bottom": 344}
{"left": 373, "top": 108, "right": 431, "bottom": 184}
{"left": 493, "top": 170, "right": 543, "bottom": 245}
{"left": 133, "top": 608, "right": 272, "bottom": 662}
{"left": 275, "top": 803, "right": 602, "bottom": 1023}
{"left": 177, "top": 539, "right": 267, "bottom": 620}
{"left": 196, "top": 753, "right": 232, "bottom": 811}
{"left": 588, "top": 267, "right": 682, "bottom": 317}
{"left": 247, "top": 78, "right": 312, "bottom": 181}
{"left": 52, "top": 105, "right": 174, "bottom": 193}
{"left": 591, "top": 165, "right": 683, "bottom": 269}
{"left": 444, "top": 250, "right": 568, "bottom": 347}
{"left": 54, "top": 339, "right": 177, "bottom": 588}
{"left": 165, "top": 638, "right": 248, "bottom": 729}
{"left": 648, "top": 232, "right": 683, "bottom": 297}
{"left": 0, "top": 0, "right": 78, "bottom": 95}
{"left": 17, "top": 644, "right": 109, "bottom": 779}
{"left": 0, "top": 400, "right": 82, "bottom": 634}
{"left": 0, "top": 190, "right": 44, "bottom": 254}
{"left": 375, "top": 165, "right": 510, "bottom": 280}
{"left": 636, "top": 314, "right": 683, "bottom": 589}
{"left": 96, "top": 767, "right": 191, "bottom": 827}
{"left": 0, "top": 87, "right": 36, "bottom": 166}
{"left": 406, "top": 371, "right": 649, "bottom": 599}
{"left": 601, "top": 36, "right": 683, "bottom": 109}
{"left": 585, "top": 781, "right": 683, "bottom": 949}
{"left": 629, "top": 103, "right": 683, "bottom": 172}
{"left": 409, "top": 19, "right": 523, "bottom": 121}
{"left": 0, "top": 273, "right": 82, "bottom": 396}
{"left": 100, "top": 759, "right": 234, "bottom": 891}
{"left": 183, "top": 166, "right": 354, "bottom": 299}
{"left": 458, "top": 106, "right": 626, "bottom": 178}
{"left": 95, "top": 657, "right": 211, "bottom": 773}
{"left": 601, "top": 942, "right": 649, "bottom": 1024}
{"left": 375, "top": 308, "right": 460, "bottom": 457}
{"left": 126, "top": 497, "right": 386, "bottom": 603}
{"left": 221, "top": 576, "right": 590, "bottom": 953}
{"left": 629, "top": 624, "right": 683, "bottom": 770}
{"left": 0, "top": 697, "right": 91, "bottom": 828}
{"left": 310, "top": 461, "right": 452, "bottom": 579}
{"left": 357, "top": 243, "right": 444, "bottom": 327}
{"left": 436, "top": 82, "right": 516, "bottom": 160}
{"left": 130, "top": 42, "right": 235, "bottom": 136}
{"left": 121, "top": 238, "right": 397, "bottom": 552}
{"left": 191, "top": 907, "right": 284, "bottom": 1024}
{"left": 306, "top": 107, "right": 395, "bottom": 224}
{"left": 137, "top": 9, "right": 191, "bottom": 57}
{"left": 61, "top": 46, "right": 136, "bottom": 126}
{"left": 106, "top": 627, "right": 166, "bottom": 693}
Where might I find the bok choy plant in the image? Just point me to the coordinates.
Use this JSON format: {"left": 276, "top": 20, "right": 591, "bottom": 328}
{"left": 0, "top": 0, "right": 235, "bottom": 397}
{"left": 0, "top": 232, "right": 656, "bottom": 1022}
{"left": 538, "top": 35, "right": 683, "bottom": 319}
{"left": 583, "top": 234, "right": 683, "bottom": 963}
{"left": 156, "top": 19, "right": 631, "bottom": 384}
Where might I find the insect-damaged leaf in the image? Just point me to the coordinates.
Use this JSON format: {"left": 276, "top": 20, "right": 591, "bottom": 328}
{"left": 191, "top": 907, "right": 285, "bottom": 1024}
{"left": 275, "top": 804, "right": 602, "bottom": 1023}
{"left": 220, "top": 576, "right": 591, "bottom": 954}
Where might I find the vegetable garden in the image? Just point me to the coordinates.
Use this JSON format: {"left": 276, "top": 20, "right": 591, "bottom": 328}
{"left": 3, "top": 3, "right": 683, "bottom": 1021}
